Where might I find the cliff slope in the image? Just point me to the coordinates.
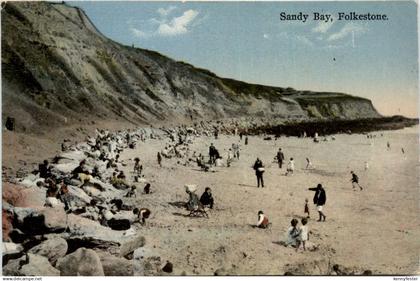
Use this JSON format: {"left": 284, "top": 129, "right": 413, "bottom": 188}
{"left": 1, "top": 1, "right": 381, "bottom": 133}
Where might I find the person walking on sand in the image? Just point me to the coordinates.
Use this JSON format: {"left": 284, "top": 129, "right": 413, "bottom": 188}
{"left": 157, "top": 152, "right": 162, "bottom": 167}
{"left": 253, "top": 158, "right": 265, "bottom": 188}
{"left": 387, "top": 141, "right": 391, "bottom": 150}
{"left": 276, "top": 148, "right": 285, "bottom": 168}
{"left": 305, "top": 158, "right": 313, "bottom": 170}
{"left": 350, "top": 171, "right": 363, "bottom": 190}
{"left": 308, "top": 184, "right": 326, "bottom": 222}
{"left": 245, "top": 136, "right": 248, "bottom": 145}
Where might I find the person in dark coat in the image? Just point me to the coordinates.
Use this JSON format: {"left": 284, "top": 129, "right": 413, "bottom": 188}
{"left": 200, "top": 187, "right": 214, "bottom": 209}
{"left": 350, "top": 171, "right": 363, "bottom": 191}
{"left": 209, "top": 143, "right": 216, "bottom": 164}
{"left": 308, "top": 183, "right": 326, "bottom": 222}
{"left": 276, "top": 148, "right": 285, "bottom": 169}
{"left": 39, "top": 160, "right": 52, "bottom": 179}
{"left": 253, "top": 158, "right": 265, "bottom": 188}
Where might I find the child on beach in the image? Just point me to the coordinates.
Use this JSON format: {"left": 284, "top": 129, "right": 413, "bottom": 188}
{"left": 304, "top": 198, "right": 310, "bottom": 218}
{"left": 285, "top": 158, "right": 295, "bottom": 176}
{"left": 296, "top": 218, "right": 309, "bottom": 252}
{"left": 305, "top": 158, "right": 313, "bottom": 169}
{"left": 285, "top": 218, "right": 300, "bottom": 247}
{"left": 256, "top": 210, "right": 270, "bottom": 229}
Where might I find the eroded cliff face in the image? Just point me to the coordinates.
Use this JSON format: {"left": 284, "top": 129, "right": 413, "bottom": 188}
{"left": 1, "top": 1, "right": 381, "bottom": 133}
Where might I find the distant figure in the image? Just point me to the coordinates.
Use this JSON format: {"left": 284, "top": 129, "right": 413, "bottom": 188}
{"left": 256, "top": 210, "right": 269, "bottom": 229}
{"left": 144, "top": 183, "right": 151, "bottom": 194}
{"left": 239, "top": 132, "right": 243, "bottom": 141}
{"left": 39, "top": 160, "right": 52, "bottom": 179}
{"left": 71, "top": 160, "right": 88, "bottom": 179}
{"left": 285, "top": 158, "right": 295, "bottom": 176}
{"left": 125, "top": 185, "right": 137, "bottom": 198}
{"left": 209, "top": 143, "right": 216, "bottom": 164}
{"left": 134, "top": 157, "right": 143, "bottom": 177}
{"left": 365, "top": 161, "right": 369, "bottom": 170}
{"left": 157, "top": 152, "right": 162, "bottom": 167}
{"left": 133, "top": 208, "right": 151, "bottom": 225}
{"left": 227, "top": 149, "right": 233, "bottom": 167}
{"left": 305, "top": 158, "right": 313, "bottom": 170}
{"left": 296, "top": 218, "right": 309, "bottom": 252}
{"left": 387, "top": 141, "right": 391, "bottom": 150}
{"left": 186, "top": 188, "right": 200, "bottom": 211}
{"left": 401, "top": 148, "right": 405, "bottom": 154}
{"left": 277, "top": 148, "right": 285, "bottom": 169}
{"left": 200, "top": 187, "right": 214, "bottom": 209}
{"left": 308, "top": 184, "right": 327, "bottom": 222}
{"left": 245, "top": 136, "right": 248, "bottom": 145}
{"left": 350, "top": 171, "right": 363, "bottom": 191}
{"left": 304, "top": 198, "right": 310, "bottom": 218}
{"left": 214, "top": 130, "right": 219, "bottom": 139}
{"left": 253, "top": 158, "right": 265, "bottom": 188}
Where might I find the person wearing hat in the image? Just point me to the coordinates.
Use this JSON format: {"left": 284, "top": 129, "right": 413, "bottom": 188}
{"left": 253, "top": 158, "right": 265, "bottom": 188}
{"left": 256, "top": 210, "right": 269, "bottom": 228}
{"left": 308, "top": 184, "right": 327, "bottom": 222}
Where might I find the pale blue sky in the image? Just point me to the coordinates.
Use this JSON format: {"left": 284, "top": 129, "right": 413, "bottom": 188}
{"left": 69, "top": 1, "right": 419, "bottom": 117}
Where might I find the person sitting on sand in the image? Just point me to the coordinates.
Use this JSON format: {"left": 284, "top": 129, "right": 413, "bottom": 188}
{"left": 350, "top": 171, "right": 363, "bottom": 191}
{"left": 296, "top": 218, "right": 309, "bottom": 252}
{"left": 186, "top": 189, "right": 200, "bottom": 211}
{"left": 200, "top": 187, "right": 214, "bottom": 209}
{"left": 284, "top": 218, "right": 300, "bottom": 247}
{"left": 308, "top": 184, "right": 327, "bottom": 222}
{"left": 133, "top": 208, "right": 151, "bottom": 225}
{"left": 285, "top": 158, "right": 295, "bottom": 176}
{"left": 125, "top": 185, "right": 137, "bottom": 198}
{"left": 257, "top": 210, "right": 269, "bottom": 229}
{"left": 144, "top": 183, "right": 151, "bottom": 194}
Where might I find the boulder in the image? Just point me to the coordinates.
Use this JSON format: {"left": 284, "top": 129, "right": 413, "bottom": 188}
{"left": 2, "top": 242, "right": 24, "bottom": 263}
{"left": 28, "top": 237, "right": 68, "bottom": 266}
{"left": 3, "top": 183, "right": 45, "bottom": 208}
{"left": 3, "top": 209, "right": 14, "bottom": 241}
{"left": 96, "top": 251, "right": 133, "bottom": 276}
{"left": 67, "top": 185, "right": 92, "bottom": 207}
{"left": 56, "top": 247, "right": 104, "bottom": 276}
{"left": 119, "top": 234, "right": 146, "bottom": 258}
{"left": 20, "top": 253, "right": 60, "bottom": 276}
{"left": 40, "top": 207, "right": 67, "bottom": 232}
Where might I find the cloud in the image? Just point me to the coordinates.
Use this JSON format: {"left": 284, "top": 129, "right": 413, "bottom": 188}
{"left": 263, "top": 33, "right": 270, "bottom": 39}
{"left": 327, "top": 23, "right": 368, "bottom": 41}
{"left": 295, "top": 35, "right": 313, "bottom": 47}
{"left": 129, "top": 8, "right": 200, "bottom": 38}
{"left": 157, "top": 6, "right": 176, "bottom": 17}
{"left": 312, "top": 19, "right": 334, "bottom": 34}
{"left": 130, "top": 27, "right": 148, "bottom": 38}
{"left": 157, "top": 9, "right": 199, "bottom": 36}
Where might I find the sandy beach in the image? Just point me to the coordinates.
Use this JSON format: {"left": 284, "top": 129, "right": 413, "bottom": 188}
{"left": 110, "top": 125, "right": 420, "bottom": 275}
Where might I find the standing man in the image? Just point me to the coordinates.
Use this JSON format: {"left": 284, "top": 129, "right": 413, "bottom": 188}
{"left": 308, "top": 184, "right": 326, "bottom": 222}
{"left": 276, "top": 148, "right": 285, "bottom": 169}
{"left": 209, "top": 143, "right": 216, "bottom": 164}
{"left": 253, "top": 158, "right": 265, "bottom": 188}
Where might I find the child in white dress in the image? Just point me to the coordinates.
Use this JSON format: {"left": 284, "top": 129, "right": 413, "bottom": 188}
{"left": 296, "top": 218, "right": 309, "bottom": 252}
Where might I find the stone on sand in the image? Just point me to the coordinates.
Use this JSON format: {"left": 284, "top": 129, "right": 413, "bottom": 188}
{"left": 56, "top": 247, "right": 104, "bottom": 276}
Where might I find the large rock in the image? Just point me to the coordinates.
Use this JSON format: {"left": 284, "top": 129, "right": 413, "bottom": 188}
{"left": 119, "top": 234, "right": 146, "bottom": 258}
{"left": 56, "top": 247, "right": 104, "bottom": 276}
{"left": 28, "top": 237, "right": 68, "bottom": 266}
{"left": 67, "top": 185, "right": 92, "bottom": 207}
{"left": 20, "top": 254, "right": 61, "bottom": 276}
{"left": 96, "top": 251, "right": 133, "bottom": 276}
{"left": 65, "top": 214, "right": 124, "bottom": 253}
{"left": 133, "top": 247, "right": 161, "bottom": 276}
{"left": 3, "top": 209, "right": 14, "bottom": 241}
{"left": 3, "top": 183, "right": 45, "bottom": 208}
{"left": 41, "top": 207, "right": 67, "bottom": 232}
